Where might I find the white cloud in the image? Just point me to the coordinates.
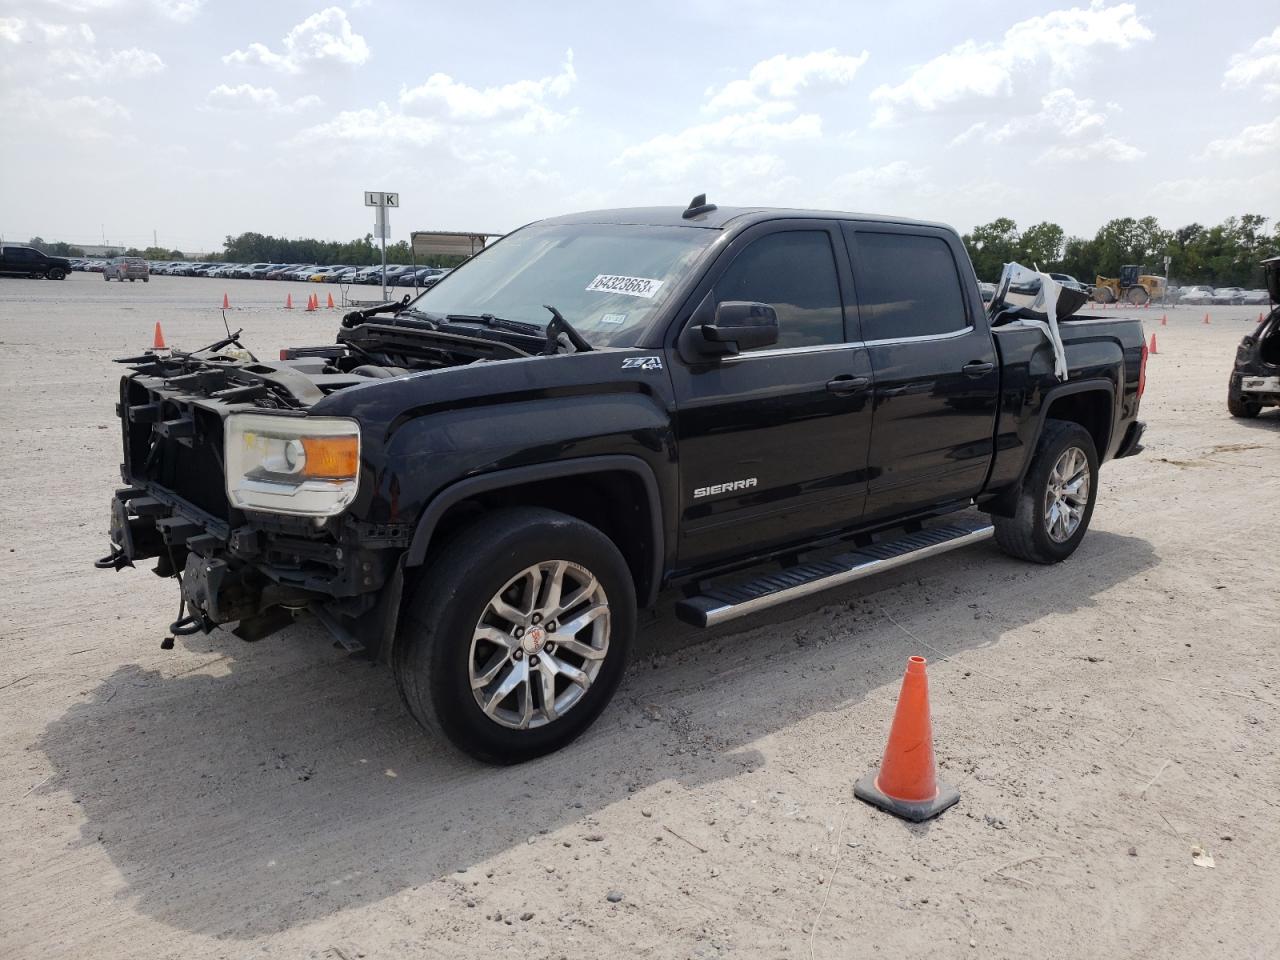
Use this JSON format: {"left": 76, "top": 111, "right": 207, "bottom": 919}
{"left": 948, "top": 120, "right": 988, "bottom": 147}
{"left": 704, "top": 49, "right": 869, "bottom": 112}
{"left": 297, "top": 103, "right": 443, "bottom": 147}
{"left": 0, "top": 18, "right": 163, "bottom": 82}
{"left": 224, "top": 7, "right": 370, "bottom": 74}
{"left": 832, "top": 160, "right": 933, "bottom": 198}
{"left": 53, "top": 45, "right": 165, "bottom": 82}
{"left": 205, "top": 83, "right": 322, "bottom": 113}
{"left": 0, "top": 86, "right": 131, "bottom": 141}
{"left": 989, "top": 88, "right": 1110, "bottom": 142}
{"left": 399, "top": 49, "right": 576, "bottom": 134}
{"left": 1038, "top": 135, "right": 1145, "bottom": 163}
{"left": 1199, "top": 116, "right": 1280, "bottom": 160}
{"left": 1224, "top": 27, "right": 1280, "bottom": 101}
{"left": 42, "top": 0, "right": 203, "bottom": 21}
{"left": 615, "top": 105, "right": 822, "bottom": 182}
{"left": 870, "top": 2, "right": 1153, "bottom": 123}
{"left": 1148, "top": 169, "right": 1280, "bottom": 204}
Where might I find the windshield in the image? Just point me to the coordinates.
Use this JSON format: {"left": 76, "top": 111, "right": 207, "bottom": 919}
{"left": 408, "top": 222, "right": 718, "bottom": 347}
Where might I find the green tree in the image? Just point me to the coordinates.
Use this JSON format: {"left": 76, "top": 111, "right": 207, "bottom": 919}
{"left": 1020, "top": 222, "right": 1065, "bottom": 270}
{"left": 962, "top": 217, "right": 1021, "bottom": 282}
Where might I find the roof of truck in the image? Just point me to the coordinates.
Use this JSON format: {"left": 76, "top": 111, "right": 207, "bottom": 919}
{"left": 536, "top": 205, "right": 955, "bottom": 234}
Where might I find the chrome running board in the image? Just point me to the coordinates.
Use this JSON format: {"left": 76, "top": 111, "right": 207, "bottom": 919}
{"left": 675, "top": 516, "right": 995, "bottom": 628}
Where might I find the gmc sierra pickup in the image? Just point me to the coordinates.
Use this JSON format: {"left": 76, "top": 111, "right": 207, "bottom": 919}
{"left": 98, "top": 197, "right": 1148, "bottom": 762}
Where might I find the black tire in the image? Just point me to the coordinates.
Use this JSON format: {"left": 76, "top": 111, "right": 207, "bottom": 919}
{"left": 143, "top": 277, "right": 149, "bottom": 282}
{"left": 1227, "top": 390, "right": 1261, "bottom": 419}
{"left": 103, "top": 272, "right": 110, "bottom": 281}
{"left": 395, "top": 507, "right": 636, "bottom": 764}
{"left": 47, "top": 268, "right": 66, "bottom": 281}
{"left": 993, "top": 419, "right": 1099, "bottom": 564}
{"left": 1126, "top": 286, "right": 1149, "bottom": 306}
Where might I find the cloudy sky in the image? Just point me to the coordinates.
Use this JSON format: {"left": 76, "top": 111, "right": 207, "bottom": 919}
{"left": 1, "top": 0, "right": 1277, "bottom": 253}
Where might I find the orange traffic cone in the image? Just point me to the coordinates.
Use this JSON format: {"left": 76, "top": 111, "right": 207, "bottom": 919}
{"left": 854, "top": 656, "right": 959, "bottom": 822}
{"left": 1160, "top": 314, "right": 1167, "bottom": 326}
{"left": 305, "top": 294, "right": 316, "bottom": 312}
{"left": 285, "top": 293, "right": 293, "bottom": 309}
{"left": 152, "top": 321, "right": 167, "bottom": 350}
{"left": 1203, "top": 312, "right": 1211, "bottom": 324}
{"left": 222, "top": 293, "right": 230, "bottom": 309}
{"left": 326, "top": 292, "right": 335, "bottom": 309}
{"left": 1149, "top": 332, "right": 1158, "bottom": 355}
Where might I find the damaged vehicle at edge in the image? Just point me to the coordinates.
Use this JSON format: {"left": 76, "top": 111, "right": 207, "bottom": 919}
{"left": 97, "top": 198, "right": 1149, "bottom": 763}
{"left": 1227, "top": 255, "right": 1280, "bottom": 419}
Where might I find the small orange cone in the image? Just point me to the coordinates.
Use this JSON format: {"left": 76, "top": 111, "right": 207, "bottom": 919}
{"left": 152, "top": 321, "right": 167, "bottom": 350}
{"left": 326, "top": 292, "right": 335, "bottom": 309}
{"left": 1160, "top": 313, "right": 1167, "bottom": 326}
{"left": 285, "top": 293, "right": 293, "bottom": 309}
{"left": 854, "top": 656, "right": 959, "bottom": 822}
{"left": 305, "top": 294, "right": 316, "bottom": 312}
{"left": 1203, "top": 312, "right": 1211, "bottom": 324}
{"left": 222, "top": 293, "right": 230, "bottom": 309}
{"left": 1149, "top": 332, "right": 1158, "bottom": 355}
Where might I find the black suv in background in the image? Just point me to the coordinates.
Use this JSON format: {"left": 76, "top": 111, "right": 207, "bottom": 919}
{"left": 0, "top": 244, "right": 72, "bottom": 280}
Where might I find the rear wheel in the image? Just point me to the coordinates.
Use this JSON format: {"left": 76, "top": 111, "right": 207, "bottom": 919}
{"left": 102, "top": 272, "right": 109, "bottom": 281}
{"left": 1126, "top": 286, "right": 1149, "bottom": 306}
{"left": 994, "top": 419, "right": 1099, "bottom": 564}
{"left": 395, "top": 507, "right": 635, "bottom": 764}
{"left": 1228, "top": 390, "right": 1262, "bottom": 419}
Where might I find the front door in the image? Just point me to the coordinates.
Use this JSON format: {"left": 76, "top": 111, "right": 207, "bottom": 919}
{"left": 669, "top": 222, "right": 875, "bottom": 571}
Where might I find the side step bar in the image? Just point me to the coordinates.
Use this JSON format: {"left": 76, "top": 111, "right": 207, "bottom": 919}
{"left": 675, "top": 516, "right": 995, "bottom": 628}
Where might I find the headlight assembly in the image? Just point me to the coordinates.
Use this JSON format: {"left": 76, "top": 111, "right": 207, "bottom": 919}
{"left": 224, "top": 413, "right": 360, "bottom": 516}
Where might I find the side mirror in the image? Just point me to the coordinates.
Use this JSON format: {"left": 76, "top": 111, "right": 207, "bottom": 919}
{"left": 699, "top": 301, "right": 779, "bottom": 354}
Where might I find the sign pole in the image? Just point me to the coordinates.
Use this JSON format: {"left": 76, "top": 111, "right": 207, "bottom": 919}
{"left": 379, "top": 204, "right": 388, "bottom": 301}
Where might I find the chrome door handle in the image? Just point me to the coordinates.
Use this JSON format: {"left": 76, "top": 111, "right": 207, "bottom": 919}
{"left": 962, "top": 361, "right": 994, "bottom": 377}
{"left": 826, "top": 375, "right": 871, "bottom": 395}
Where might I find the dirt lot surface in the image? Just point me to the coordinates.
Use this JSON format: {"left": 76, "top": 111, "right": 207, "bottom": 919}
{"left": 2, "top": 275, "right": 1278, "bottom": 959}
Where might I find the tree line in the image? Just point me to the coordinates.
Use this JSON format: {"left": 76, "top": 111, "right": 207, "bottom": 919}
{"left": 25, "top": 213, "right": 1279, "bottom": 287}
{"left": 963, "top": 214, "right": 1278, "bottom": 287}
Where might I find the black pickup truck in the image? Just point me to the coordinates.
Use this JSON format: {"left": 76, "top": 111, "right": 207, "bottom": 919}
{"left": 98, "top": 198, "right": 1148, "bottom": 762}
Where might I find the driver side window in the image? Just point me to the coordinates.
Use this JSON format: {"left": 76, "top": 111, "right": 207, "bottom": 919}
{"left": 714, "top": 231, "right": 845, "bottom": 350}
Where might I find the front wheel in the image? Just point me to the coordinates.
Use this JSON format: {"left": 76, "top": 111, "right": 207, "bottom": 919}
{"left": 395, "top": 507, "right": 635, "bottom": 764}
{"left": 47, "top": 268, "right": 66, "bottom": 280}
{"left": 994, "top": 419, "right": 1099, "bottom": 564}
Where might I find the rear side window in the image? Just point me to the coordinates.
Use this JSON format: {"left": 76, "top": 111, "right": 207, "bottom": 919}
{"left": 850, "top": 232, "right": 968, "bottom": 340}
{"left": 714, "top": 230, "right": 844, "bottom": 350}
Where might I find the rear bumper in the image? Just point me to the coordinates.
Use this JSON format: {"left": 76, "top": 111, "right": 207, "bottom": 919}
{"left": 1114, "top": 420, "right": 1146, "bottom": 459}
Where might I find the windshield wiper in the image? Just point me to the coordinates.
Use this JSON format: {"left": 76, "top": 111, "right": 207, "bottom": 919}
{"left": 542, "top": 305, "right": 593, "bottom": 354}
{"left": 445, "top": 313, "right": 542, "bottom": 336}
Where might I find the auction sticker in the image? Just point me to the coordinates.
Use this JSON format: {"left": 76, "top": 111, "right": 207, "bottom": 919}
{"left": 586, "top": 274, "right": 664, "bottom": 299}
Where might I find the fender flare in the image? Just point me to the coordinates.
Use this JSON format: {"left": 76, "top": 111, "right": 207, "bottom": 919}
{"left": 1017, "top": 378, "right": 1116, "bottom": 487}
{"left": 404, "top": 454, "right": 666, "bottom": 607}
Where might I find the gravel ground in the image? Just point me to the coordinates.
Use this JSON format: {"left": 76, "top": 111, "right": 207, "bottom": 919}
{"left": 1, "top": 275, "right": 1277, "bottom": 960}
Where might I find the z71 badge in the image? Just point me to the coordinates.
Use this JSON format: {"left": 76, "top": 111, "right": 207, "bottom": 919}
{"left": 621, "top": 356, "right": 663, "bottom": 371}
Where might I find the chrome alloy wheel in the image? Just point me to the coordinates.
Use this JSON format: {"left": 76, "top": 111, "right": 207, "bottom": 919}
{"left": 469, "top": 561, "right": 610, "bottom": 730}
{"left": 1044, "top": 446, "right": 1090, "bottom": 543}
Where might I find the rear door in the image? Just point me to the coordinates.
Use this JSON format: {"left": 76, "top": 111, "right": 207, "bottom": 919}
{"left": 842, "top": 224, "right": 999, "bottom": 521}
{"left": 669, "top": 220, "right": 875, "bottom": 569}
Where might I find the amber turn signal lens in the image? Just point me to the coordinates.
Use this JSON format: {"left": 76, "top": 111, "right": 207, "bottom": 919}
{"left": 300, "top": 436, "right": 359, "bottom": 478}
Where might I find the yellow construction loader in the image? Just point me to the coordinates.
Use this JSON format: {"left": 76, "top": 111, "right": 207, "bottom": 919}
{"left": 1091, "top": 265, "right": 1166, "bottom": 305}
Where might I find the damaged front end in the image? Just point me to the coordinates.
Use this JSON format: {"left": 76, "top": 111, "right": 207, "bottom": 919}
{"left": 98, "top": 347, "right": 409, "bottom": 653}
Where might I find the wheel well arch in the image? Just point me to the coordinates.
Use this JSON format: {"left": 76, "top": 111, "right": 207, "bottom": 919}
{"left": 1040, "top": 383, "right": 1114, "bottom": 462}
{"left": 406, "top": 456, "right": 664, "bottom": 607}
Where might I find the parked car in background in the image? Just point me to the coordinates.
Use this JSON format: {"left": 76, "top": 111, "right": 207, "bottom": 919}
{"left": 1211, "top": 287, "right": 1247, "bottom": 305}
{"left": 330, "top": 267, "right": 360, "bottom": 283}
{"left": 103, "top": 256, "right": 149, "bottom": 282}
{"left": 397, "top": 267, "right": 447, "bottom": 287}
{"left": 0, "top": 244, "right": 73, "bottom": 280}
{"left": 1241, "top": 288, "right": 1270, "bottom": 305}
{"left": 1048, "top": 272, "right": 1089, "bottom": 294}
{"left": 978, "top": 281, "right": 997, "bottom": 303}
{"left": 266, "top": 264, "right": 303, "bottom": 280}
{"left": 1179, "top": 286, "right": 1216, "bottom": 305}
{"left": 308, "top": 265, "right": 350, "bottom": 282}
{"left": 285, "top": 265, "right": 321, "bottom": 280}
